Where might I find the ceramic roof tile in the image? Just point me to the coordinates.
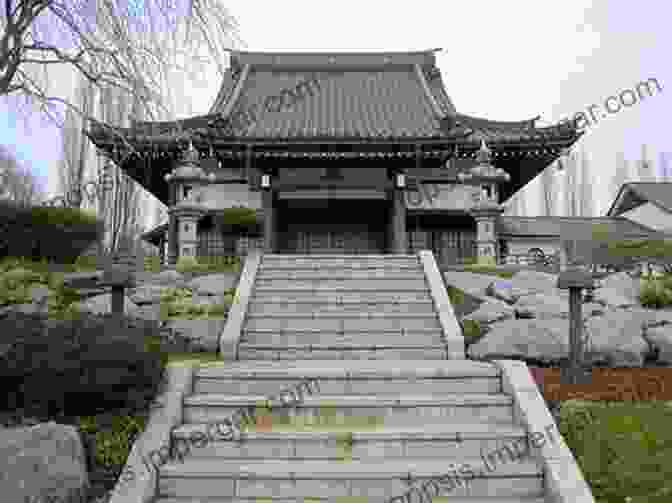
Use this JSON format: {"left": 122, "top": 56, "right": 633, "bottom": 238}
{"left": 625, "top": 182, "right": 672, "bottom": 213}
{"left": 497, "top": 216, "right": 664, "bottom": 238}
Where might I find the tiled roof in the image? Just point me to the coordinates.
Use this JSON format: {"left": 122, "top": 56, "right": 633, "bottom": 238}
{"left": 624, "top": 182, "right": 672, "bottom": 213}
{"left": 86, "top": 50, "right": 580, "bottom": 145}
{"left": 497, "top": 216, "right": 665, "bottom": 238}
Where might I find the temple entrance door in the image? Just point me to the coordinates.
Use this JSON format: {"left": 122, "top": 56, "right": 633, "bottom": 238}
{"left": 278, "top": 199, "right": 387, "bottom": 254}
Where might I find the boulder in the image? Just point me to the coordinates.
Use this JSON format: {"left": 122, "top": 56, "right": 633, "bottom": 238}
{"left": 584, "top": 310, "right": 652, "bottom": 366}
{"left": 600, "top": 271, "right": 642, "bottom": 302}
{"left": 443, "top": 271, "right": 498, "bottom": 299}
{"left": 162, "top": 318, "right": 226, "bottom": 352}
{"left": 127, "top": 284, "right": 171, "bottom": 305}
{"left": 467, "top": 318, "right": 571, "bottom": 362}
{"left": 593, "top": 287, "right": 639, "bottom": 308}
{"left": 186, "top": 272, "right": 239, "bottom": 296}
{"left": 151, "top": 269, "right": 186, "bottom": 286}
{"left": 510, "top": 269, "right": 559, "bottom": 294}
{"left": 0, "top": 421, "right": 88, "bottom": 503}
{"left": 70, "top": 293, "right": 139, "bottom": 316}
{"left": 514, "top": 293, "right": 569, "bottom": 320}
{"left": 485, "top": 279, "right": 520, "bottom": 304}
{"left": 463, "top": 298, "right": 515, "bottom": 325}
{"left": 643, "top": 325, "right": 672, "bottom": 364}
{"left": 60, "top": 271, "right": 103, "bottom": 290}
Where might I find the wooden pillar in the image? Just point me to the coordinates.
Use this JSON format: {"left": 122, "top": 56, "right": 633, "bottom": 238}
{"left": 392, "top": 189, "right": 407, "bottom": 253}
{"left": 263, "top": 189, "right": 275, "bottom": 253}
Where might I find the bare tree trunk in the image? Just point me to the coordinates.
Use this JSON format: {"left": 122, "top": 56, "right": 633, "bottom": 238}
{"left": 540, "top": 163, "right": 556, "bottom": 216}
{"left": 579, "top": 150, "right": 593, "bottom": 217}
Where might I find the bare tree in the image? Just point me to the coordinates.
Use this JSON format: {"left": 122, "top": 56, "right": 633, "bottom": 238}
{"left": 57, "top": 76, "right": 94, "bottom": 208}
{"left": 540, "top": 163, "right": 556, "bottom": 216}
{"left": 1, "top": 0, "right": 242, "bottom": 147}
{"left": 578, "top": 149, "right": 593, "bottom": 217}
{"left": 562, "top": 150, "right": 579, "bottom": 216}
{"left": 611, "top": 151, "right": 630, "bottom": 202}
{"left": 637, "top": 144, "right": 655, "bottom": 182}
{"left": 659, "top": 151, "right": 671, "bottom": 181}
{"left": 0, "top": 145, "right": 45, "bottom": 205}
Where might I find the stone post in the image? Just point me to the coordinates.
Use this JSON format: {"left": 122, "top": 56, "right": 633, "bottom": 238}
{"left": 469, "top": 203, "right": 503, "bottom": 266}
{"left": 557, "top": 267, "right": 593, "bottom": 385}
{"left": 170, "top": 204, "right": 205, "bottom": 261}
{"left": 98, "top": 265, "right": 134, "bottom": 323}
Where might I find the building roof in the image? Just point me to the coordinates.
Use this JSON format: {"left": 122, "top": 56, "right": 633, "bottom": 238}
{"left": 87, "top": 50, "right": 579, "bottom": 144}
{"left": 497, "top": 216, "right": 666, "bottom": 239}
{"left": 607, "top": 182, "right": 672, "bottom": 216}
{"left": 84, "top": 50, "right": 582, "bottom": 206}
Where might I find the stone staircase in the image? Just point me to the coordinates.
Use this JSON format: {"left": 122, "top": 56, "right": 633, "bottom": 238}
{"left": 125, "top": 253, "right": 594, "bottom": 503}
{"left": 240, "top": 254, "right": 449, "bottom": 360}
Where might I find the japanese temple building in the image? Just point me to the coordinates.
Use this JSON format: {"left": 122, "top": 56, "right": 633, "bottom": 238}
{"left": 85, "top": 49, "right": 598, "bottom": 265}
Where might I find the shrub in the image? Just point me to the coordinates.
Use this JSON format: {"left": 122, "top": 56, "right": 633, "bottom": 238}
{"left": 0, "top": 312, "right": 166, "bottom": 418}
{"left": 640, "top": 278, "right": 672, "bottom": 308}
{"left": 446, "top": 285, "right": 465, "bottom": 306}
{"left": 461, "top": 319, "right": 481, "bottom": 339}
{"left": 175, "top": 255, "right": 203, "bottom": 273}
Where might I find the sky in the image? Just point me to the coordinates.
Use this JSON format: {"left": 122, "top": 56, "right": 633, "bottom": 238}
{"left": 0, "top": 0, "right": 670, "bottom": 227}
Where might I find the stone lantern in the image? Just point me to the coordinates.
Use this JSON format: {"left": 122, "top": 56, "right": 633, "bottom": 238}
{"left": 165, "top": 141, "right": 210, "bottom": 263}
{"left": 458, "top": 139, "right": 510, "bottom": 265}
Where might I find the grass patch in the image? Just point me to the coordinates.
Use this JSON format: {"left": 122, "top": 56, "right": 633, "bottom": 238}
{"left": 558, "top": 400, "right": 672, "bottom": 502}
{"left": 462, "top": 264, "right": 515, "bottom": 278}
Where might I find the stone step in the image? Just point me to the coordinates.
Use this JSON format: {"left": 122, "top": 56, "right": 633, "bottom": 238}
{"left": 193, "top": 360, "right": 501, "bottom": 395}
{"left": 247, "top": 301, "right": 437, "bottom": 316}
{"left": 239, "top": 331, "right": 443, "bottom": 348}
{"left": 256, "top": 271, "right": 425, "bottom": 280}
{"left": 195, "top": 359, "right": 501, "bottom": 377}
{"left": 260, "top": 263, "right": 424, "bottom": 271}
{"left": 156, "top": 497, "right": 547, "bottom": 503}
{"left": 243, "top": 316, "right": 441, "bottom": 332}
{"left": 237, "top": 346, "right": 448, "bottom": 361}
{"left": 250, "top": 292, "right": 433, "bottom": 303}
{"left": 254, "top": 279, "right": 428, "bottom": 290}
{"left": 157, "top": 458, "right": 544, "bottom": 499}
{"left": 254, "top": 286, "right": 430, "bottom": 294}
{"left": 171, "top": 422, "right": 529, "bottom": 459}
{"left": 182, "top": 394, "right": 513, "bottom": 425}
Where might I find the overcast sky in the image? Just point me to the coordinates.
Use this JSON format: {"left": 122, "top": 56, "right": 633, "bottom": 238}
{"left": 0, "top": 0, "right": 669, "bottom": 224}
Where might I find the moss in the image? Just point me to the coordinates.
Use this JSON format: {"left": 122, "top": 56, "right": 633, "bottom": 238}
{"left": 461, "top": 319, "right": 481, "bottom": 339}
{"left": 446, "top": 285, "right": 465, "bottom": 306}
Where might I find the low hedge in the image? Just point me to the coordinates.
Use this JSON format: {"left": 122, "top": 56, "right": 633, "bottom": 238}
{"left": 0, "top": 311, "right": 166, "bottom": 418}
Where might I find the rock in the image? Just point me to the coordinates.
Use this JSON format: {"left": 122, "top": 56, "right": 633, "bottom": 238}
{"left": 151, "top": 269, "right": 186, "bottom": 286}
{"left": 463, "top": 298, "right": 515, "bottom": 324}
{"left": 593, "top": 287, "right": 639, "bottom": 308}
{"left": 70, "top": 293, "right": 139, "bottom": 316}
{"left": 61, "top": 271, "right": 103, "bottom": 290}
{"left": 443, "top": 271, "right": 498, "bottom": 299}
{"left": 643, "top": 325, "right": 672, "bottom": 364}
{"left": 510, "top": 269, "right": 559, "bottom": 294}
{"left": 0, "top": 421, "right": 88, "bottom": 503}
{"left": 584, "top": 310, "right": 651, "bottom": 367}
{"left": 467, "top": 318, "right": 571, "bottom": 362}
{"left": 514, "top": 293, "right": 569, "bottom": 320}
{"left": 485, "top": 279, "right": 520, "bottom": 304}
{"left": 162, "top": 319, "right": 226, "bottom": 352}
{"left": 127, "top": 284, "right": 171, "bottom": 305}
{"left": 627, "top": 307, "right": 672, "bottom": 328}
{"left": 600, "top": 271, "right": 641, "bottom": 302}
{"left": 186, "top": 272, "right": 239, "bottom": 296}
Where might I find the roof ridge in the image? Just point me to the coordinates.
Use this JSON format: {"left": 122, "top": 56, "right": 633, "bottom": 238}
{"left": 413, "top": 63, "right": 445, "bottom": 121}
